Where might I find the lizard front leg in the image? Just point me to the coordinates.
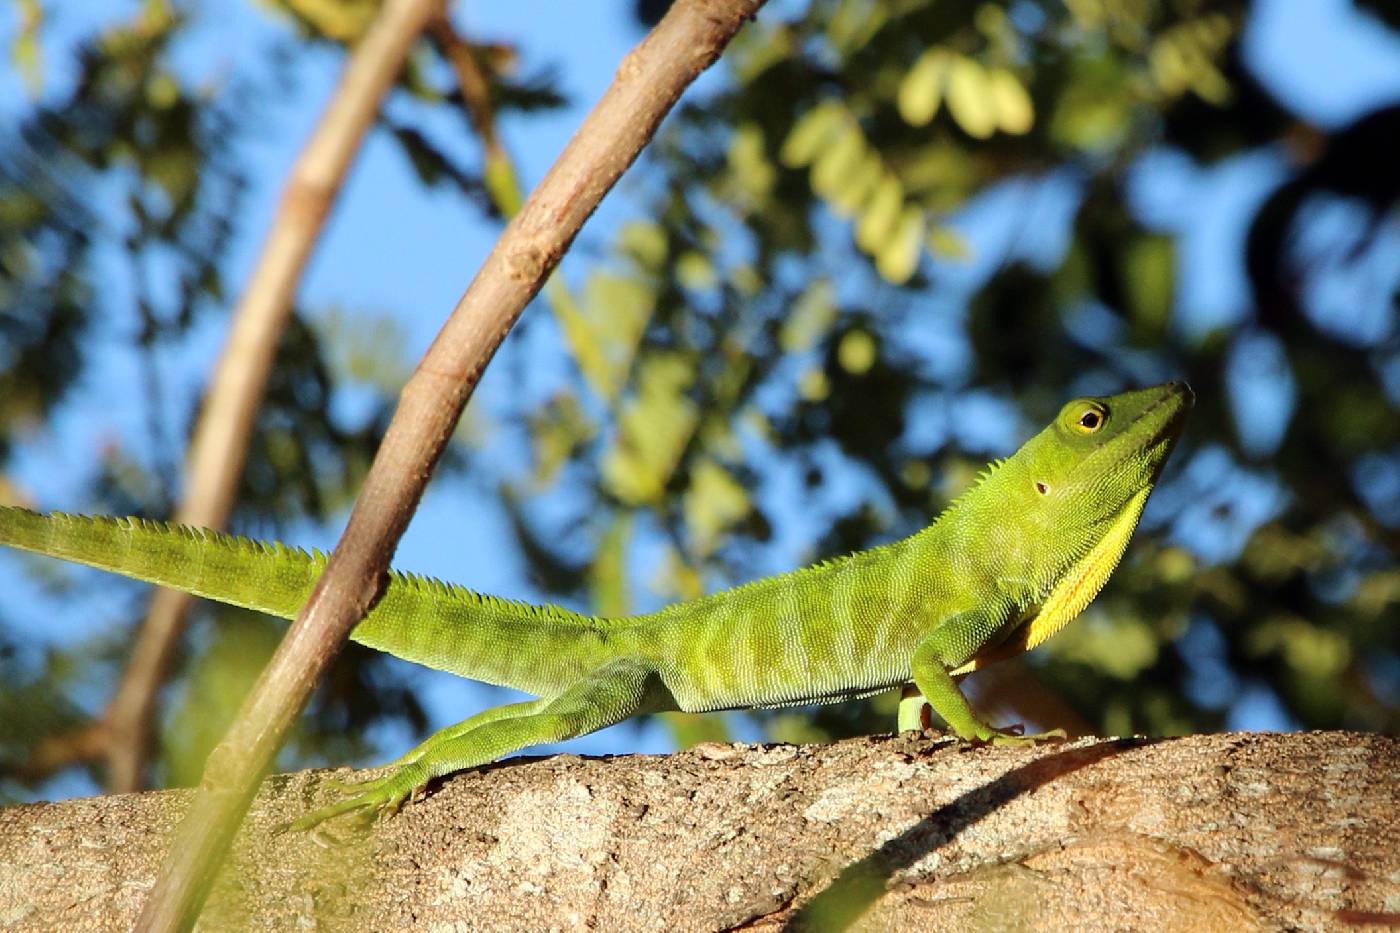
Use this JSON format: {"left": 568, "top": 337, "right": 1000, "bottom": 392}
{"left": 910, "top": 611, "right": 1066, "bottom": 746}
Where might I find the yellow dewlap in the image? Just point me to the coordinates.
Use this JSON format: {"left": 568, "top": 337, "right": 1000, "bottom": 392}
{"left": 952, "top": 485, "right": 1151, "bottom": 675}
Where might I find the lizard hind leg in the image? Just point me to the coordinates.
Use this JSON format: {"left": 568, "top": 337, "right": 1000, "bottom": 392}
{"left": 286, "top": 658, "right": 670, "bottom": 833}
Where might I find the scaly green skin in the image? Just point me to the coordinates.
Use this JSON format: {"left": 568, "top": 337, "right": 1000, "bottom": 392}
{"left": 0, "top": 382, "right": 1191, "bottom": 829}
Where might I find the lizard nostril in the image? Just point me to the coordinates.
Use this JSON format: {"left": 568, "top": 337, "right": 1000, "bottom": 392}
{"left": 1035, "top": 482, "right": 1049, "bottom": 495}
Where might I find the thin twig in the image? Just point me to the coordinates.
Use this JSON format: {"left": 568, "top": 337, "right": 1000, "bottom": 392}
{"left": 134, "top": 2, "right": 764, "bottom": 928}
{"left": 429, "top": 13, "right": 599, "bottom": 391}
{"left": 427, "top": 15, "right": 516, "bottom": 209}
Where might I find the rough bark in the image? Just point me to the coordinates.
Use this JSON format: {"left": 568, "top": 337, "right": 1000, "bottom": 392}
{"left": 2, "top": 730, "right": 1395, "bottom": 931}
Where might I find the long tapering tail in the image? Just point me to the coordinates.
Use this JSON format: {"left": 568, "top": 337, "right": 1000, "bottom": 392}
{"left": 0, "top": 507, "right": 620, "bottom": 696}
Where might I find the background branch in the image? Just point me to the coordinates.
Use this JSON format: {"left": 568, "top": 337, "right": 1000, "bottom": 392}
{"left": 22, "top": 0, "right": 443, "bottom": 793}
{"left": 135, "top": 1, "right": 765, "bottom": 928}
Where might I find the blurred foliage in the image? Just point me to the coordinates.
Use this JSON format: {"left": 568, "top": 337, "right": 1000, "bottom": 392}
{"left": 1, "top": 0, "right": 1399, "bottom": 805}
{"left": 500, "top": 0, "right": 1400, "bottom": 747}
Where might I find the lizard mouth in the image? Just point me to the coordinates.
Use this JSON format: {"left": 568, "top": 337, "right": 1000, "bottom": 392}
{"left": 1079, "top": 381, "right": 1193, "bottom": 484}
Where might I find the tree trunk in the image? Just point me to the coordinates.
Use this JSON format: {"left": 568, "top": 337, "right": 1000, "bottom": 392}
{"left": 1, "top": 731, "right": 1394, "bottom": 931}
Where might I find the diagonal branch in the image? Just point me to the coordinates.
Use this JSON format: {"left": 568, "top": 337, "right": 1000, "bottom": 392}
{"left": 134, "top": 1, "right": 765, "bottom": 929}
{"left": 428, "top": 11, "right": 734, "bottom": 753}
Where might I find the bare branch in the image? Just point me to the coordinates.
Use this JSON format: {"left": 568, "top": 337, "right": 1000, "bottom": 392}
{"left": 134, "top": 1, "right": 765, "bottom": 929}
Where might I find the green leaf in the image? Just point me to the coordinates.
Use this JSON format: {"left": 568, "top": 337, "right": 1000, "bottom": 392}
{"left": 617, "top": 220, "right": 669, "bottom": 271}
{"left": 855, "top": 172, "right": 904, "bottom": 254}
{"left": 528, "top": 392, "right": 595, "bottom": 488}
{"left": 946, "top": 56, "right": 996, "bottom": 140}
{"left": 827, "top": 150, "right": 883, "bottom": 218}
{"left": 676, "top": 250, "right": 717, "bottom": 292}
{"left": 600, "top": 353, "right": 698, "bottom": 505}
{"left": 1053, "top": 613, "right": 1159, "bottom": 680}
{"left": 780, "top": 100, "right": 845, "bottom": 168}
{"left": 837, "top": 329, "right": 877, "bottom": 375}
{"left": 810, "top": 122, "right": 866, "bottom": 199}
{"left": 897, "top": 48, "right": 949, "bottom": 127}
{"left": 581, "top": 271, "right": 657, "bottom": 398}
{"left": 927, "top": 225, "right": 970, "bottom": 261}
{"left": 9, "top": 0, "right": 43, "bottom": 96}
{"left": 684, "top": 459, "right": 751, "bottom": 558}
{"left": 875, "top": 206, "right": 925, "bottom": 284}
{"left": 1123, "top": 234, "right": 1175, "bottom": 337}
{"left": 779, "top": 278, "right": 839, "bottom": 353}
{"left": 727, "top": 122, "right": 777, "bottom": 203}
{"left": 589, "top": 513, "right": 632, "bottom": 617}
{"left": 988, "top": 68, "right": 1034, "bottom": 135}
{"left": 162, "top": 614, "right": 283, "bottom": 788}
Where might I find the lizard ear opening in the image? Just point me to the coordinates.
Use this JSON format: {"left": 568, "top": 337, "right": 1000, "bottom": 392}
{"left": 1035, "top": 481, "right": 1049, "bottom": 495}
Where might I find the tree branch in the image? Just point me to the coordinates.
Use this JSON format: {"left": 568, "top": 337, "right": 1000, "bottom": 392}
{"left": 134, "top": 1, "right": 765, "bottom": 929}
{"left": 4, "top": 732, "right": 1395, "bottom": 930}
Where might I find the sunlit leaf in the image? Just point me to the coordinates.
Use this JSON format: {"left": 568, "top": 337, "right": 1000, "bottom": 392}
{"left": 589, "top": 512, "right": 632, "bottom": 617}
{"left": 780, "top": 100, "right": 845, "bottom": 168}
{"left": 684, "top": 459, "right": 751, "bottom": 558}
{"left": 1052, "top": 612, "right": 1159, "bottom": 680}
{"left": 897, "top": 48, "right": 949, "bottom": 127}
{"left": 987, "top": 68, "right": 1034, "bottom": 135}
{"left": 779, "top": 278, "right": 839, "bottom": 353}
{"left": 1123, "top": 234, "right": 1174, "bottom": 336}
{"left": 161, "top": 614, "right": 282, "bottom": 788}
{"left": 946, "top": 56, "right": 996, "bottom": 140}
{"left": 810, "top": 121, "right": 867, "bottom": 199}
{"left": 827, "top": 151, "right": 883, "bottom": 217}
{"left": 528, "top": 392, "right": 595, "bottom": 487}
{"left": 577, "top": 271, "right": 657, "bottom": 399}
{"left": 799, "top": 367, "right": 831, "bottom": 402}
{"left": 926, "top": 224, "right": 970, "bottom": 261}
{"left": 855, "top": 172, "right": 903, "bottom": 254}
{"left": 676, "top": 250, "right": 717, "bottom": 292}
{"left": 9, "top": 0, "right": 42, "bottom": 96}
{"left": 617, "top": 219, "right": 668, "bottom": 271}
{"left": 837, "top": 328, "right": 877, "bottom": 375}
{"left": 601, "top": 353, "right": 699, "bottom": 505}
{"left": 727, "top": 122, "right": 776, "bottom": 204}
{"left": 875, "top": 205, "right": 925, "bottom": 284}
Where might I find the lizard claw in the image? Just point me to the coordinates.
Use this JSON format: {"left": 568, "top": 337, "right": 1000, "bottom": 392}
{"left": 987, "top": 725, "right": 1067, "bottom": 747}
{"left": 275, "top": 766, "right": 424, "bottom": 835}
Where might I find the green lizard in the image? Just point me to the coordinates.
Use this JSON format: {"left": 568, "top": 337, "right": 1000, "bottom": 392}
{"left": 0, "top": 381, "right": 1190, "bottom": 829}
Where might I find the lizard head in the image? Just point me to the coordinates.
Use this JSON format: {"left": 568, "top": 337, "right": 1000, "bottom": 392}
{"left": 1021, "top": 380, "right": 1193, "bottom": 526}
{"left": 948, "top": 382, "right": 1194, "bottom": 674}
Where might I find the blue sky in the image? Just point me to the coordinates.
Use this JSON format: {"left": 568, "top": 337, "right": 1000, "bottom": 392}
{"left": 3, "top": 1, "right": 1400, "bottom": 795}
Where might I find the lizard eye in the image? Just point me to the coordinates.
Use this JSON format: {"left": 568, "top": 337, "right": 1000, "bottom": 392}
{"left": 1071, "top": 402, "right": 1108, "bottom": 435}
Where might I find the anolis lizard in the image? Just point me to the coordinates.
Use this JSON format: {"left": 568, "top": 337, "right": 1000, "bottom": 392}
{"left": 0, "top": 381, "right": 1191, "bottom": 829}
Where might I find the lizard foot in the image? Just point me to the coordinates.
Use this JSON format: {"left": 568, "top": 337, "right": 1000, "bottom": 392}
{"left": 982, "top": 724, "right": 1068, "bottom": 747}
{"left": 276, "top": 765, "right": 426, "bottom": 835}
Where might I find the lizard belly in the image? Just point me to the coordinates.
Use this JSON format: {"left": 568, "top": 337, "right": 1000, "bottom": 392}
{"left": 657, "top": 620, "right": 917, "bottom": 712}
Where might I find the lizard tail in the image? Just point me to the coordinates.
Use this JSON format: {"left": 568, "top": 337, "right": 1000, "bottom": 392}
{"left": 0, "top": 507, "right": 619, "bottom": 696}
